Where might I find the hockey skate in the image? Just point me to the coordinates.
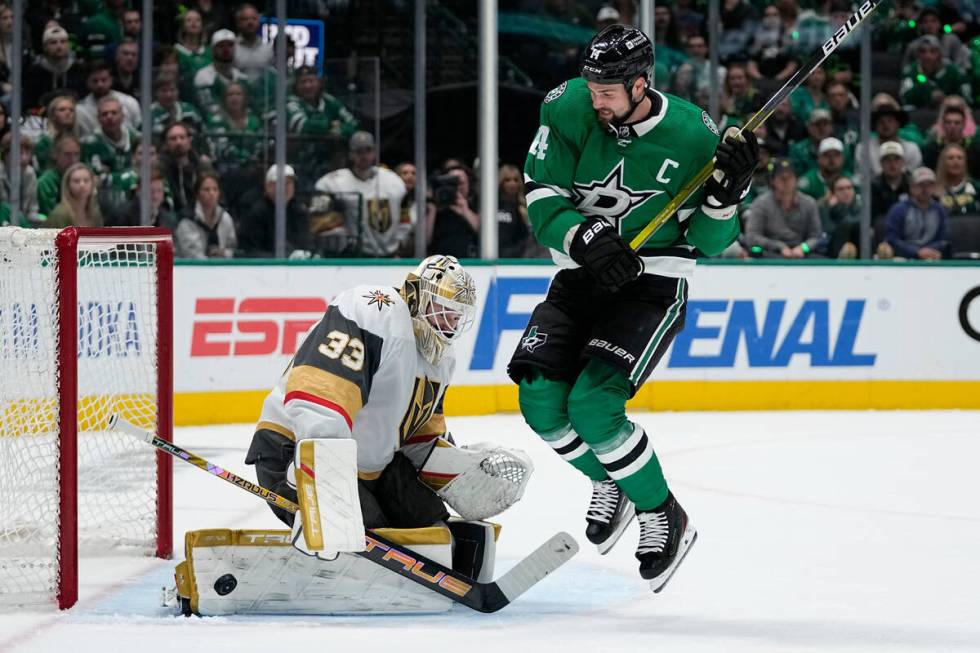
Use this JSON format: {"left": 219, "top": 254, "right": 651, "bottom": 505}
{"left": 635, "top": 492, "right": 697, "bottom": 593}
{"left": 585, "top": 479, "right": 635, "bottom": 554}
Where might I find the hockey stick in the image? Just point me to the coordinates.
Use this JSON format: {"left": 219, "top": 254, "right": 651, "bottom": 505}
{"left": 629, "top": 0, "right": 885, "bottom": 251}
{"left": 108, "top": 414, "right": 578, "bottom": 613}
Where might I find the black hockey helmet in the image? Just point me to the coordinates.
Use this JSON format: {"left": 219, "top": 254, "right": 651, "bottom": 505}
{"left": 580, "top": 25, "right": 654, "bottom": 90}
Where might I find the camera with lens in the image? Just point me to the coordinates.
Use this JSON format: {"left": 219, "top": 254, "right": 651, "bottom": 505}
{"left": 430, "top": 173, "right": 461, "bottom": 209}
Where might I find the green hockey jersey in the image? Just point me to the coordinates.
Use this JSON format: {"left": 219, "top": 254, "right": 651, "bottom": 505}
{"left": 524, "top": 77, "right": 739, "bottom": 278}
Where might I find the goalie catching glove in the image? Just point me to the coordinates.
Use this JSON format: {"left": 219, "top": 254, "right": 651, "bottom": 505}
{"left": 420, "top": 441, "right": 534, "bottom": 521}
{"left": 286, "top": 438, "right": 365, "bottom": 559}
{"left": 702, "top": 126, "right": 759, "bottom": 220}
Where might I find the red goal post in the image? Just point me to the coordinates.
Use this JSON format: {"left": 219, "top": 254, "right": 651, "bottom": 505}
{"left": 0, "top": 227, "right": 173, "bottom": 610}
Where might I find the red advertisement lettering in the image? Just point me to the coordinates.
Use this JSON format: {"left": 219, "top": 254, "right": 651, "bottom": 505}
{"left": 190, "top": 297, "right": 327, "bottom": 357}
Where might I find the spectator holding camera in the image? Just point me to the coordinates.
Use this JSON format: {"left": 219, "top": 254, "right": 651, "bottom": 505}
{"left": 428, "top": 165, "right": 480, "bottom": 259}
{"left": 313, "top": 131, "right": 410, "bottom": 257}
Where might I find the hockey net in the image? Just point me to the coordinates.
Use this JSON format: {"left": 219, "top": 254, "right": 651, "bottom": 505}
{"left": 0, "top": 227, "right": 173, "bottom": 609}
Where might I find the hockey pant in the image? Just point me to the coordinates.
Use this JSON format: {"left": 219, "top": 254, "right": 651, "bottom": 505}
{"left": 508, "top": 270, "right": 688, "bottom": 511}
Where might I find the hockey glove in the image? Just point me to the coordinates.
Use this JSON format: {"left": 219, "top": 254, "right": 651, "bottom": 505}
{"left": 568, "top": 217, "right": 644, "bottom": 292}
{"left": 703, "top": 127, "right": 759, "bottom": 218}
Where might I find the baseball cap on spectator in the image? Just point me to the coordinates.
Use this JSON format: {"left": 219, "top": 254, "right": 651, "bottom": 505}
{"left": 808, "top": 108, "right": 832, "bottom": 125}
{"left": 879, "top": 141, "right": 905, "bottom": 160}
{"left": 43, "top": 26, "right": 69, "bottom": 45}
{"left": 597, "top": 6, "right": 621, "bottom": 22}
{"left": 768, "top": 157, "right": 795, "bottom": 179}
{"left": 818, "top": 137, "right": 844, "bottom": 155}
{"left": 265, "top": 163, "right": 296, "bottom": 184}
{"left": 211, "top": 29, "right": 236, "bottom": 46}
{"left": 911, "top": 167, "right": 936, "bottom": 185}
{"left": 916, "top": 34, "right": 942, "bottom": 51}
{"left": 349, "top": 131, "right": 375, "bottom": 151}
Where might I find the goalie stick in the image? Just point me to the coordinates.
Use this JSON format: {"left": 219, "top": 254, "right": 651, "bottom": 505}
{"left": 108, "top": 415, "right": 578, "bottom": 613}
{"left": 629, "top": 0, "right": 885, "bottom": 251}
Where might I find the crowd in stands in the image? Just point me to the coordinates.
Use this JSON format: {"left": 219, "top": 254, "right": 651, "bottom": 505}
{"left": 1, "top": 1, "right": 979, "bottom": 260}
{"left": 527, "top": 0, "right": 980, "bottom": 259}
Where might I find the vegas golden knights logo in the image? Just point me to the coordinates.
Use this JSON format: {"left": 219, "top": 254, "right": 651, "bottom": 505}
{"left": 366, "top": 198, "right": 392, "bottom": 234}
{"left": 399, "top": 376, "right": 443, "bottom": 444}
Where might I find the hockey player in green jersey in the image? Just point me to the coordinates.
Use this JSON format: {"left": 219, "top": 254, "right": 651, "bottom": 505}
{"left": 508, "top": 25, "right": 758, "bottom": 592}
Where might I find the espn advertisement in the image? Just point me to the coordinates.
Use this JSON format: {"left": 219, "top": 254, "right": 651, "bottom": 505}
{"left": 162, "top": 262, "right": 980, "bottom": 421}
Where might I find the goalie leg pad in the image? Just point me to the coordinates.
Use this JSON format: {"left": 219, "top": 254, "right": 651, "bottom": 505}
{"left": 292, "top": 438, "right": 365, "bottom": 556}
{"left": 175, "top": 528, "right": 455, "bottom": 615}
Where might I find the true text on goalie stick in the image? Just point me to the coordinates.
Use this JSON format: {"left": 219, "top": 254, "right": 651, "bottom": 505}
{"left": 629, "top": 0, "right": 886, "bottom": 251}
{"left": 107, "top": 414, "right": 578, "bottom": 613}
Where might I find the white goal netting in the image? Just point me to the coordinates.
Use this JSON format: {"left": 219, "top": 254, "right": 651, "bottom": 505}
{"left": 0, "top": 228, "right": 164, "bottom": 608}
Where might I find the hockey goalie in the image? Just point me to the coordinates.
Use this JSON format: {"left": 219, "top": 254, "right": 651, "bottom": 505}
{"left": 172, "top": 256, "right": 534, "bottom": 616}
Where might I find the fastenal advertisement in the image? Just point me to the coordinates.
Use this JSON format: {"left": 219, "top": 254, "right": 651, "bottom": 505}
{"left": 162, "top": 263, "right": 980, "bottom": 422}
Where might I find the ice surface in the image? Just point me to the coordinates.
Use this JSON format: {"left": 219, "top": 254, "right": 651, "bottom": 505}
{"left": 1, "top": 411, "right": 978, "bottom": 653}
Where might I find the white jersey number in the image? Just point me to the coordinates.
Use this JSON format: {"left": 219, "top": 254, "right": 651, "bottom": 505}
{"left": 529, "top": 126, "right": 551, "bottom": 160}
{"left": 318, "top": 330, "right": 365, "bottom": 372}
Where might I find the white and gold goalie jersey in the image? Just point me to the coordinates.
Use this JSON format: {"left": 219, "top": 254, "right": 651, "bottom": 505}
{"left": 255, "top": 284, "right": 453, "bottom": 478}
{"left": 314, "top": 166, "right": 411, "bottom": 257}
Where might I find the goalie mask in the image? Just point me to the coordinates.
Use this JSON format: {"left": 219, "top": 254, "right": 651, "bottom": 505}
{"left": 401, "top": 255, "right": 477, "bottom": 364}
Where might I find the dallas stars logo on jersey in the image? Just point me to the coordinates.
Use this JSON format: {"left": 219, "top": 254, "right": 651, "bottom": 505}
{"left": 572, "top": 159, "right": 662, "bottom": 223}
{"left": 520, "top": 326, "right": 548, "bottom": 352}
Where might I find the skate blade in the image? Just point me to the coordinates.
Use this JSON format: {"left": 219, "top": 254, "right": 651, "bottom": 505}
{"left": 597, "top": 503, "right": 636, "bottom": 555}
{"left": 649, "top": 523, "right": 697, "bottom": 593}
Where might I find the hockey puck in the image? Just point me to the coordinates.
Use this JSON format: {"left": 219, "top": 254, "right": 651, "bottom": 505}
{"left": 213, "top": 574, "right": 238, "bottom": 596}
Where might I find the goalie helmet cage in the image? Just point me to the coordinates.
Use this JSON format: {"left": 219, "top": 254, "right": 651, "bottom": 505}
{"left": 0, "top": 227, "right": 173, "bottom": 610}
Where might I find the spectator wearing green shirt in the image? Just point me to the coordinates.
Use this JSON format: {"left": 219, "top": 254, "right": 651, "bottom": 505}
{"left": 205, "top": 81, "right": 264, "bottom": 176}
{"left": 798, "top": 137, "right": 849, "bottom": 201}
{"left": 789, "top": 108, "right": 836, "bottom": 175}
{"left": 900, "top": 35, "right": 972, "bottom": 109}
{"left": 150, "top": 76, "right": 203, "bottom": 143}
{"left": 82, "top": 0, "right": 126, "bottom": 60}
{"left": 789, "top": 65, "right": 829, "bottom": 125}
{"left": 175, "top": 10, "right": 211, "bottom": 100}
{"left": 286, "top": 66, "right": 359, "bottom": 181}
{"left": 194, "top": 29, "right": 248, "bottom": 117}
{"left": 37, "top": 134, "right": 82, "bottom": 217}
{"left": 80, "top": 96, "right": 139, "bottom": 199}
